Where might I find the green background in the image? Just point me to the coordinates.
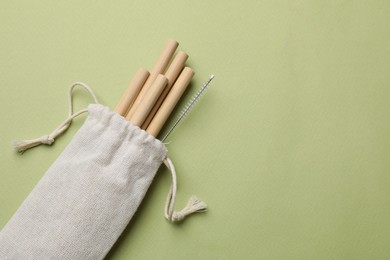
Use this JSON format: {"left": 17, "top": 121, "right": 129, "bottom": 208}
{"left": 1, "top": 1, "right": 390, "bottom": 259}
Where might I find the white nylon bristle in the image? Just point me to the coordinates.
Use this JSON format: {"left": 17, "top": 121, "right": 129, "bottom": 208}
{"left": 161, "top": 74, "right": 215, "bottom": 141}
{"left": 178, "top": 75, "right": 213, "bottom": 119}
{"left": 178, "top": 91, "right": 204, "bottom": 118}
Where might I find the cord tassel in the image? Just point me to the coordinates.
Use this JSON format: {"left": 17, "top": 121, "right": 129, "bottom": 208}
{"left": 164, "top": 157, "right": 207, "bottom": 223}
{"left": 171, "top": 196, "right": 207, "bottom": 222}
{"left": 12, "top": 82, "right": 99, "bottom": 153}
{"left": 12, "top": 135, "right": 55, "bottom": 153}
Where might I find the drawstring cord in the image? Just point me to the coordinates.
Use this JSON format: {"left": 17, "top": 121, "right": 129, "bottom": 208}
{"left": 12, "top": 82, "right": 99, "bottom": 152}
{"left": 164, "top": 157, "right": 207, "bottom": 222}
{"left": 12, "top": 83, "right": 207, "bottom": 222}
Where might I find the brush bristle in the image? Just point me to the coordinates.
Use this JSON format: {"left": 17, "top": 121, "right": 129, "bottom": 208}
{"left": 161, "top": 75, "right": 215, "bottom": 141}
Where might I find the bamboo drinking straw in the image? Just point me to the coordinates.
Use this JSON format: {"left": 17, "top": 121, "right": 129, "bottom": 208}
{"left": 127, "top": 74, "right": 168, "bottom": 127}
{"left": 126, "top": 40, "right": 178, "bottom": 118}
{"left": 114, "top": 68, "right": 149, "bottom": 116}
{"left": 141, "top": 51, "right": 188, "bottom": 129}
{"left": 146, "top": 67, "right": 194, "bottom": 137}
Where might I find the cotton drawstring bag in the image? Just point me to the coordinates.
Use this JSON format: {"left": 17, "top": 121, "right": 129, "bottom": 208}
{"left": 0, "top": 83, "right": 207, "bottom": 259}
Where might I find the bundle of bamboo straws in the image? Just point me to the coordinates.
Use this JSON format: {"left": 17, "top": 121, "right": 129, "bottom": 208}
{"left": 114, "top": 39, "right": 193, "bottom": 139}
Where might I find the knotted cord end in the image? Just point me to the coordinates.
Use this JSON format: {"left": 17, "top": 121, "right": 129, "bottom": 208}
{"left": 170, "top": 196, "right": 207, "bottom": 222}
{"left": 12, "top": 135, "right": 54, "bottom": 153}
{"left": 164, "top": 157, "right": 208, "bottom": 223}
{"left": 11, "top": 82, "right": 98, "bottom": 154}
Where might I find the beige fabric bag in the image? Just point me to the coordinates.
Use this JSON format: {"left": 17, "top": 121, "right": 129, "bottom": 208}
{"left": 0, "top": 84, "right": 206, "bottom": 259}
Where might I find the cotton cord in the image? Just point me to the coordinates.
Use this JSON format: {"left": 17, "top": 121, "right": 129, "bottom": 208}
{"left": 163, "top": 157, "right": 207, "bottom": 222}
{"left": 12, "top": 82, "right": 99, "bottom": 152}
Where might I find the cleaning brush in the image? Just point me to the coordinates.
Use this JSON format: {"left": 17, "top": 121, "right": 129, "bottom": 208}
{"left": 161, "top": 74, "right": 215, "bottom": 142}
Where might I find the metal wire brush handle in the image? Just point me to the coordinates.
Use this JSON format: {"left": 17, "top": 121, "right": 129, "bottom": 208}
{"left": 161, "top": 75, "right": 215, "bottom": 142}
